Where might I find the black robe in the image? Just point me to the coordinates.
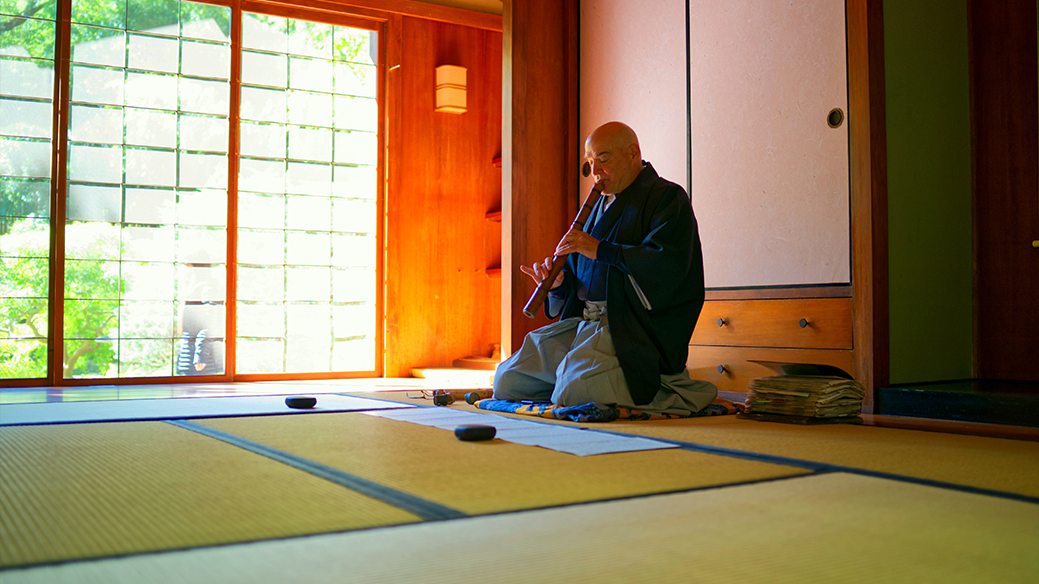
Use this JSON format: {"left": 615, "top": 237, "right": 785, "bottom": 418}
{"left": 547, "top": 162, "right": 706, "bottom": 405}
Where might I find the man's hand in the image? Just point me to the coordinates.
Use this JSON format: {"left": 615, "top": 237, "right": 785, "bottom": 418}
{"left": 520, "top": 257, "right": 564, "bottom": 290}
{"left": 554, "top": 229, "right": 599, "bottom": 260}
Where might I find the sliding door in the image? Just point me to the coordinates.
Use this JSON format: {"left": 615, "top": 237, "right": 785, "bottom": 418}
{"left": 0, "top": 0, "right": 383, "bottom": 384}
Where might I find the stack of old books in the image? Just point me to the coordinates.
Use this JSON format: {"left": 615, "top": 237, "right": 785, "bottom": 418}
{"left": 739, "top": 361, "right": 866, "bottom": 424}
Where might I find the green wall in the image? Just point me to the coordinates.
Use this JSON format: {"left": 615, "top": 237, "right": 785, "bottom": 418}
{"left": 884, "top": 0, "right": 974, "bottom": 384}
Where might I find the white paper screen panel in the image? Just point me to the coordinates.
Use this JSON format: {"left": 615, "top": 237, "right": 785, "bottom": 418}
{"left": 580, "top": 0, "right": 689, "bottom": 194}
{"left": 690, "top": 0, "right": 851, "bottom": 288}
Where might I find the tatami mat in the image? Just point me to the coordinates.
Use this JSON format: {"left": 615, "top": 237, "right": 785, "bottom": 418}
{"left": 7, "top": 472, "right": 1037, "bottom": 584}
{"left": 0, "top": 394, "right": 409, "bottom": 426}
{"left": 197, "top": 412, "right": 810, "bottom": 515}
{"left": 0, "top": 422, "right": 420, "bottom": 569}
{"left": 360, "top": 393, "right": 1039, "bottom": 499}
{"left": 589, "top": 415, "right": 1039, "bottom": 499}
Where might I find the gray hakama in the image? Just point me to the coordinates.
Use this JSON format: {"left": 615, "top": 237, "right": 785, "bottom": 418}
{"left": 493, "top": 308, "right": 717, "bottom": 415}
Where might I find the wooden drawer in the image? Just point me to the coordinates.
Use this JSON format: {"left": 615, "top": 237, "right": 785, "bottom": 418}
{"left": 686, "top": 345, "right": 854, "bottom": 394}
{"left": 690, "top": 298, "right": 852, "bottom": 350}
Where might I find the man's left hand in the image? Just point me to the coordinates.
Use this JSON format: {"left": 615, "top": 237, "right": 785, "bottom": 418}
{"left": 554, "top": 229, "right": 599, "bottom": 260}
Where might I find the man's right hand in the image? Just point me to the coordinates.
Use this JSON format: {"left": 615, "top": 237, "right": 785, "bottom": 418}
{"left": 520, "top": 257, "right": 564, "bottom": 290}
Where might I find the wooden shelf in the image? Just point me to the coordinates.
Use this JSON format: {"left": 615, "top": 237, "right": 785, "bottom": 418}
{"left": 492, "top": 157, "right": 502, "bottom": 168}
{"left": 486, "top": 268, "right": 501, "bottom": 277}
{"left": 486, "top": 210, "right": 502, "bottom": 222}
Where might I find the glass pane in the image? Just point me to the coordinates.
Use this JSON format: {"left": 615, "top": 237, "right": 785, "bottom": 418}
{"left": 334, "top": 131, "right": 377, "bottom": 165}
{"left": 180, "top": 114, "right": 227, "bottom": 153}
{"left": 238, "top": 192, "right": 284, "bottom": 229}
{"left": 236, "top": 337, "right": 283, "bottom": 374}
{"left": 72, "top": 0, "right": 127, "bottom": 28}
{"left": 333, "top": 27, "right": 375, "bottom": 65}
{"left": 64, "top": 228, "right": 118, "bottom": 266}
{"left": 0, "top": 137, "right": 50, "bottom": 177}
{"left": 181, "top": 40, "right": 229, "bottom": 80}
{"left": 70, "top": 25, "right": 125, "bottom": 67}
{"left": 285, "top": 266, "right": 329, "bottom": 301}
{"left": 71, "top": 65, "right": 124, "bottom": 105}
{"left": 125, "top": 108, "right": 176, "bottom": 148}
{"left": 126, "top": 72, "right": 178, "bottom": 109}
{"left": 178, "top": 152, "right": 226, "bottom": 188}
{"left": 237, "top": 228, "right": 283, "bottom": 265}
{"left": 0, "top": 179, "right": 49, "bottom": 224}
{"left": 333, "top": 95, "right": 377, "bottom": 132}
{"left": 240, "top": 86, "right": 285, "bottom": 123}
{"left": 287, "top": 90, "right": 331, "bottom": 126}
{"left": 239, "top": 122, "right": 285, "bottom": 158}
{"left": 333, "top": 62, "right": 376, "bottom": 97}
{"left": 287, "top": 126, "right": 332, "bottom": 162}
{"left": 178, "top": 190, "right": 226, "bottom": 226}
{"left": 181, "top": 2, "right": 230, "bottom": 43}
{"left": 332, "top": 268, "right": 374, "bottom": 303}
{"left": 71, "top": 104, "right": 123, "bottom": 144}
{"left": 127, "top": 33, "right": 178, "bottom": 73}
{"left": 63, "top": 0, "right": 229, "bottom": 380}
{"left": 286, "top": 195, "right": 330, "bottom": 231}
{"left": 68, "top": 143, "right": 121, "bottom": 184}
{"left": 121, "top": 338, "right": 175, "bottom": 377}
{"left": 289, "top": 21, "right": 331, "bottom": 59}
{"left": 286, "top": 161, "right": 330, "bottom": 196}
{"left": 242, "top": 51, "right": 287, "bottom": 88}
{"left": 1, "top": 0, "right": 56, "bottom": 19}
{"left": 289, "top": 57, "right": 332, "bottom": 93}
{"left": 333, "top": 198, "right": 376, "bottom": 233}
{"left": 127, "top": 0, "right": 180, "bottom": 34}
{"left": 1, "top": 98, "right": 52, "bottom": 138}
{"left": 239, "top": 158, "right": 284, "bottom": 193}
{"left": 242, "top": 13, "right": 286, "bottom": 53}
{"left": 122, "top": 264, "right": 176, "bottom": 300}
{"left": 0, "top": 339, "right": 48, "bottom": 379}
{"left": 180, "top": 77, "right": 229, "bottom": 115}
{"left": 237, "top": 265, "right": 283, "bottom": 301}
{"left": 125, "top": 187, "right": 176, "bottom": 224}
{"left": 67, "top": 185, "right": 121, "bottom": 224}
{"left": 236, "top": 303, "right": 283, "bottom": 337}
{"left": 332, "top": 164, "right": 376, "bottom": 198}
{"left": 126, "top": 147, "right": 177, "bottom": 187}
{"left": 0, "top": 57, "right": 53, "bottom": 99}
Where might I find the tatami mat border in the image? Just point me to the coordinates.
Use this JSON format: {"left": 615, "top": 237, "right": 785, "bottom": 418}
{"left": 166, "top": 420, "right": 467, "bottom": 521}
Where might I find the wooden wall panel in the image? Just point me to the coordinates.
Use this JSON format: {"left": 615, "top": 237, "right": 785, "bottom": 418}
{"left": 384, "top": 16, "right": 503, "bottom": 376}
{"left": 501, "top": 0, "right": 580, "bottom": 355}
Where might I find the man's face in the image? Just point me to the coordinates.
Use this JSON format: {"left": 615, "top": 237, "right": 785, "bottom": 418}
{"left": 584, "top": 138, "right": 637, "bottom": 195}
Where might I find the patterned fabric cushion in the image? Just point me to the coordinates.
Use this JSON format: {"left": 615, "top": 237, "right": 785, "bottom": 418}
{"left": 475, "top": 398, "right": 741, "bottom": 423}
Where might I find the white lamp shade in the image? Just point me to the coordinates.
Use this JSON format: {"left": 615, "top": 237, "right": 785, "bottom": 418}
{"left": 435, "top": 65, "right": 467, "bottom": 113}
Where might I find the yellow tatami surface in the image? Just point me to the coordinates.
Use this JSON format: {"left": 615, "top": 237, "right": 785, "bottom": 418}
{"left": 1, "top": 386, "right": 1037, "bottom": 582}
{"left": 199, "top": 412, "right": 808, "bottom": 515}
{"left": 6, "top": 472, "right": 1038, "bottom": 584}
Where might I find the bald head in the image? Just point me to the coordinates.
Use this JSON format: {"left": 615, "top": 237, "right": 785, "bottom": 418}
{"left": 584, "top": 122, "right": 644, "bottom": 195}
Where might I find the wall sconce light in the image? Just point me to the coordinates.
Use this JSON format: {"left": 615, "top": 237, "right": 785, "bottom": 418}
{"left": 435, "top": 65, "right": 467, "bottom": 113}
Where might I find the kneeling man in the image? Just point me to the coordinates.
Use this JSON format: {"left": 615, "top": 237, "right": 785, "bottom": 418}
{"left": 493, "top": 121, "right": 716, "bottom": 415}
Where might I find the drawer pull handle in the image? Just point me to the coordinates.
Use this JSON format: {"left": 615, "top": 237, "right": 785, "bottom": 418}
{"left": 718, "top": 364, "right": 727, "bottom": 374}
{"left": 717, "top": 318, "right": 726, "bottom": 327}
{"left": 799, "top": 318, "right": 809, "bottom": 328}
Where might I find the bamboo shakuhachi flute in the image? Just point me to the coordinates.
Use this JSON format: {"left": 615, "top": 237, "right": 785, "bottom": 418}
{"left": 522, "top": 180, "right": 605, "bottom": 318}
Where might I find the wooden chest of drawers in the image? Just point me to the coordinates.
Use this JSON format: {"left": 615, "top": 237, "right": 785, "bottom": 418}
{"left": 687, "top": 298, "right": 853, "bottom": 395}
